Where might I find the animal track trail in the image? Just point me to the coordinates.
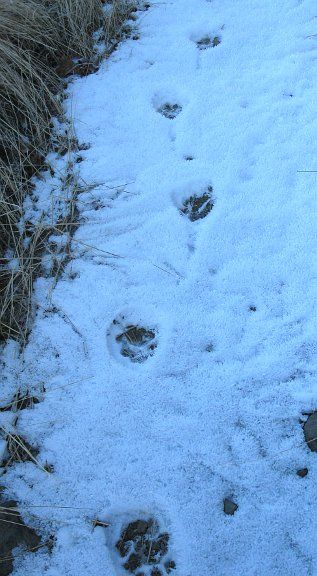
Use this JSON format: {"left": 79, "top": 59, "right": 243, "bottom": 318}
{"left": 103, "top": 29, "right": 218, "bottom": 575}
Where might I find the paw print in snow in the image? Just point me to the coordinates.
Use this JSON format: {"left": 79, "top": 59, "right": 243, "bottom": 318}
{"left": 116, "top": 518, "right": 176, "bottom": 575}
{"left": 157, "top": 103, "right": 182, "bottom": 119}
{"left": 109, "top": 314, "right": 158, "bottom": 364}
{"left": 196, "top": 35, "right": 221, "bottom": 50}
{"left": 180, "top": 186, "right": 214, "bottom": 221}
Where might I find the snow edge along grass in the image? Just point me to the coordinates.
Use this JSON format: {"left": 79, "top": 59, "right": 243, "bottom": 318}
{"left": 0, "top": 0, "right": 138, "bottom": 344}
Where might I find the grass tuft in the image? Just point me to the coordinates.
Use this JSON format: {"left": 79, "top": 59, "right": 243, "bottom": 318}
{"left": 0, "top": 0, "right": 137, "bottom": 343}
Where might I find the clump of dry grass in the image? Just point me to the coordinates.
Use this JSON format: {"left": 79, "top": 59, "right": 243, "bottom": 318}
{"left": 0, "top": 0, "right": 137, "bottom": 342}
{"left": 52, "top": 0, "right": 104, "bottom": 57}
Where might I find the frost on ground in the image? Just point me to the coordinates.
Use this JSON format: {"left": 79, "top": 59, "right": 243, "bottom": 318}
{"left": 1, "top": 0, "right": 317, "bottom": 574}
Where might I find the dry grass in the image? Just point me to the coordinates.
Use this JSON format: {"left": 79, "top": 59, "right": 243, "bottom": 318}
{"left": 0, "top": 0, "right": 137, "bottom": 343}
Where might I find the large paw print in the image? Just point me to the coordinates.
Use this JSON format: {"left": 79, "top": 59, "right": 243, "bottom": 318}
{"left": 109, "top": 314, "right": 158, "bottom": 364}
{"left": 116, "top": 518, "right": 176, "bottom": 575}
{"left": 180, "top": 185, "right": 214, "bottom": 221}
{"left": 157, "top": 103, "right": 182, "bottom": 119}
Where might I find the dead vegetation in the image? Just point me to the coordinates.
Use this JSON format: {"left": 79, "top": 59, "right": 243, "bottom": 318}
{"left": 0, "top": 491, "right": 43, "bottom": 576}
{"left": 0, "top": 0, "right": 138, "bottom": 343}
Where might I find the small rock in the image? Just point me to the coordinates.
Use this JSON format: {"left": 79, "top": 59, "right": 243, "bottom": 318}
{"left": 303, "top": 412, "right": 317, "bottom": 452}
{"left": 224, "top": 498, "right": 238, "bottom": 516}
{"left": 297, "top": 467, "right": 308, "bottom": 478}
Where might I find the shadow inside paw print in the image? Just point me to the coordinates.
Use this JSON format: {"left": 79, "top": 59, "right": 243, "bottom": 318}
{"left": 196, "top": 36, "right": 221, "bottom": 50}
{"left": 157, "top": 103, "right": 182, "bottom": 119}
{"left": 115, "top": 323, "right": 157, "bottom": 363}
{"left": 116, "top": 518, "right": 176, "bottom": 575}
{"left": 180, "top": 186, "right": 214, "bottom": 221}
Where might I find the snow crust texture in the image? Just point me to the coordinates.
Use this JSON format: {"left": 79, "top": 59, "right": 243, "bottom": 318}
{"left": 2, "top": 0, "right": 317, "bottom": 575}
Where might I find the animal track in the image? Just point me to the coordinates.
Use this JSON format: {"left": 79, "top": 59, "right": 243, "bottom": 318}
{"left": 180, "top": 185, "right": 214, "bottom": 221}
{"left": 157, "top": 103, "right": 182, "bottom": 119}
{"left": 109, "top": 314, "right": 158, "bottom": 363}
{"left": 196, "top": 35, "right": 221, "bottom": 50}
{"left": 116, "top": 518, "right": 175, "bottom": 575}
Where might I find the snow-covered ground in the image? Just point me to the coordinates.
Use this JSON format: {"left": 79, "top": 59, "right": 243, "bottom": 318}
{"left": 2, "top": 0, "right": 317, "bottom": 574}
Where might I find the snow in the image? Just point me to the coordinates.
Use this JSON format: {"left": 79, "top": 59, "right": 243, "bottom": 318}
{"left": 2, "top": 0, "right": 317, "bottom": 574}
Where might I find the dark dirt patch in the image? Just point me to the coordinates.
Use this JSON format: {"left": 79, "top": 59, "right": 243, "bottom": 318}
{"left": 303, "top": 412, "right": 317, "bottom": 452}
{"left": 0, "top": 491, "right": 41, "bottom": 576}
{"left": 180, "top": 186, "right": 214, "bottom": 221}
{"left": 115, "top": 324, "right": 158, "bottom": 363}
{"left": 116, "top": 518, "right": 175, "bottom": 575}
{"left": 196, "top": 36, "right": 221, "bottom": 50}
{"left": 223, "top": 498, "right": 238, "bottom": 516}
{"left": 157, "top": 103, "right": 182, "bottom": 119}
